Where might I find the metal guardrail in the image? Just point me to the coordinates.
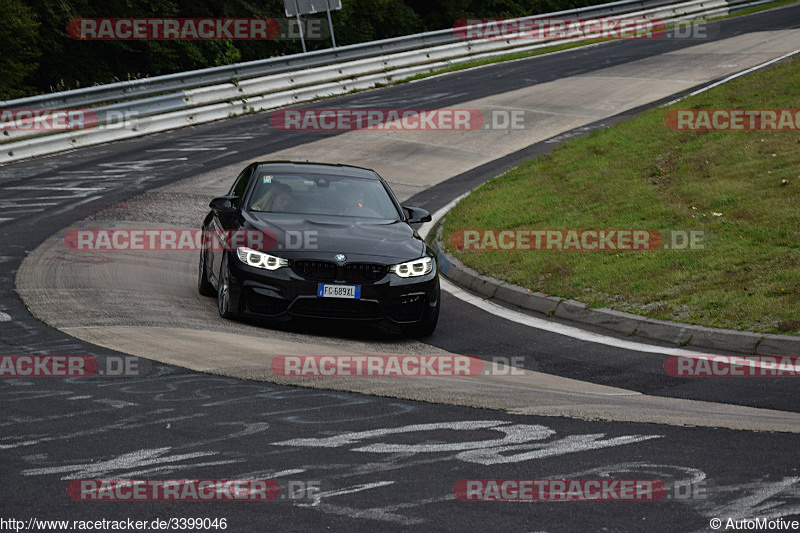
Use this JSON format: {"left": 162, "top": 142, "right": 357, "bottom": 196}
{"left": 0, "top": 0, "right": 779, "bottom": 163}
{"left": 0, "top": 0, "right": 672, "bottom": 112}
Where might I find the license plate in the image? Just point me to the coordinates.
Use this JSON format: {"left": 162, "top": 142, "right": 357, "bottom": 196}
{"left": 317, "top": 284, "right": 361, "bottom": 299}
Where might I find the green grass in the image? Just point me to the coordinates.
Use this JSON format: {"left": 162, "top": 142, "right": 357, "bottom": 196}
{"left": 719, "top": 0, "right": 799, "bottom": 18}
{"left": 441, "top": 56, "right": 800, "bottom": 335}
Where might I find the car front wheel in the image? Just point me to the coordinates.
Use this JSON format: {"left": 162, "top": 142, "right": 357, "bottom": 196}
{"left": 198, "top": 250, "right": 215, "bottom": 297}
{"left": 217, "top": 254, "right": 238, "bottom": 319}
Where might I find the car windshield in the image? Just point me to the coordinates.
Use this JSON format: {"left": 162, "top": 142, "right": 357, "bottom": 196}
{"left": 248, "top": 173, "right": 401, "bottom": 220}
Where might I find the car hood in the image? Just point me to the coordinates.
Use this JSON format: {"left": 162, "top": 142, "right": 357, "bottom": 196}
{"left": 241, "top": 212, "right": 425, "bottom": 263}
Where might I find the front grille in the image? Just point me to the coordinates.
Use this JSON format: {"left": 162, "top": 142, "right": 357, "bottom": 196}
{"left": 292, "top": 260, "right": 337, "bottom": 281}
{"left": 292, "top": 261, "right": 387, "bottom": 283}
{"left": 289, "top": 298, "right": 385, "bottom": 320}
{"left": 344, "top": 263, "right": 387, "bottom": 283}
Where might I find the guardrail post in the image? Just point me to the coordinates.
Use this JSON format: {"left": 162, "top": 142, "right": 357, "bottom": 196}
{"left": 325, "top": 0, "right": 337, "bottom": 48}
{"left": 293, "top": 0, "right": 307, "bottom": 53}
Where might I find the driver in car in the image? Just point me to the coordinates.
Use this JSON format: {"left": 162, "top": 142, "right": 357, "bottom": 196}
{"left": 252, "top": 182, "right": 293, "bottom": 212}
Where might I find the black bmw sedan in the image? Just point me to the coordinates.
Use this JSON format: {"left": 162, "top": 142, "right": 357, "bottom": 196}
{"left": 198, "top": 161, "right": 440, "bottom": 336}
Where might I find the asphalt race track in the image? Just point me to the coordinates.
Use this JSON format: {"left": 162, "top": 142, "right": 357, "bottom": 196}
{"left": 2, "top": 5, "right": 800, "bottom": 532}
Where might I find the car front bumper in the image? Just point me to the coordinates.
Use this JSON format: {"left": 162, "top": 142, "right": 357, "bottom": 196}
{"left": 225, "top": 252, "right": 439, "bottom": 324}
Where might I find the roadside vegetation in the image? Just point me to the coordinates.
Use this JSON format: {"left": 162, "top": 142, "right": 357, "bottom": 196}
{"left": 5, "top": 0, "right": 792, "bottom": 100}
{"left": 441, "top": 56, "right": 800, "bottom": 335}
{"left": 4, "top": 0, "right": 612, "bottom": 99}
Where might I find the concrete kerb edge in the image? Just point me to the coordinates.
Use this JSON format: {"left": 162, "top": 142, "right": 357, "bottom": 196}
{"left": 427, "top": 207, "right": 798, "bottom": 355}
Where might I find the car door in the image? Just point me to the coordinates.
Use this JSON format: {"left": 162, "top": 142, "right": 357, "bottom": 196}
{"left": 209, "top": 164, "right": 255, "bottom": 283}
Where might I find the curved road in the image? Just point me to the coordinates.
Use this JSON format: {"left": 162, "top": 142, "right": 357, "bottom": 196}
{"left": 2, "top": 6, "right": 800, "bottom": 531}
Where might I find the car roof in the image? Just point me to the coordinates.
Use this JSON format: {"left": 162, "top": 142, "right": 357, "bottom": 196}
{"left": 253, "top": 161, "right": 380, "bottom": 179}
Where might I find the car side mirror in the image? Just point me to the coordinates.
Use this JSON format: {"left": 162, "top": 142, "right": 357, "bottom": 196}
{"left": 210, "top": 196, "right": 238, "bottom": 213}
{"left": 404, "top": 206, "right": 431, "bottom": 224}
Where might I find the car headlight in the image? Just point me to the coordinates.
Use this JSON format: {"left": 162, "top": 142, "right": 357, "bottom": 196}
{"left": 236, "top": 247, "right": 288, "bottom": 270}
{"left": 390, "top": 257, "right": 434, "bottom": 278}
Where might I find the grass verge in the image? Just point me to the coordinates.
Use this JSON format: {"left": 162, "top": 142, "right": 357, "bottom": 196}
{"left": 441, "top": 56, "right": 800, "bottom": 335}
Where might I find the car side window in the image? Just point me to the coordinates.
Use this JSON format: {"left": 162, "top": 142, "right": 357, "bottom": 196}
{"left": 228, "top": 165, "right": 254, "bottom": 207}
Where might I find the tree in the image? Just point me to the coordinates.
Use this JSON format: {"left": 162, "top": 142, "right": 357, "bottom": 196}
{"left": 11, "top": 0, "right": 614, "bottom": 98}
{"left": 0, "top": 0, "right": 43, "bottom": 99}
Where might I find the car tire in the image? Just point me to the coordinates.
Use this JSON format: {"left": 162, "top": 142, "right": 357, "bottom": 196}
{"left": 217, "top": 254, "right": 238, "bottom": 319}
{"left": 198, "top": 250, "right": 215, "bottom": 297}
{"left": 401, "top": 292, "right": 440, "bottom": 337}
